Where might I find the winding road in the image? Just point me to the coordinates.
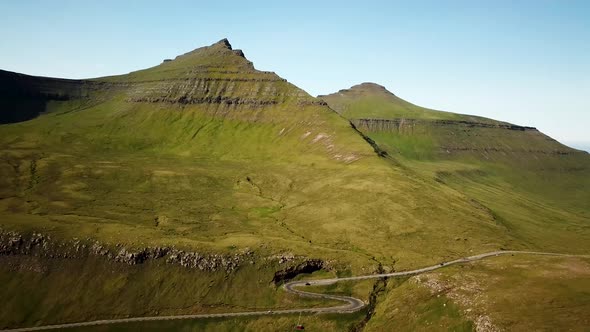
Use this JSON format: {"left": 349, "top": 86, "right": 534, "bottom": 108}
{"left": 2, "top": 250, "right": 588, "bottom": 331}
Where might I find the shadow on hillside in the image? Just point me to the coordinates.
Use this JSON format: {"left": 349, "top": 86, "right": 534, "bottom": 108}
{"left": 0, "top": 69, "right": 80, "bottom": 124}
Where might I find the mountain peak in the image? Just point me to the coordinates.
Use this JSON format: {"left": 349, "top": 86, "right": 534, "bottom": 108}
{"left": 318, "top": 82, "right": 395, "bottom": 100}
{"left": 347, "top": 82, "right": 395, "bottom": 96}
{"left": 214, "top": 38, "right": 233, "bottom": 50}
{"left": 355, "top": 82, "right": 387, "bottom": 89}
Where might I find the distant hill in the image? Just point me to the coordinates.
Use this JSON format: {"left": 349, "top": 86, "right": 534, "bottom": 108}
{"left": 320, "top": 82, "right": 586, "bottom": 167}
{"left": 319, "top": 82, "right": 497, "bottom": 123}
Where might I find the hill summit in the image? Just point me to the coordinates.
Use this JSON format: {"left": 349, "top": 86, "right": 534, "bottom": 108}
{"left": 319, "top": 82, "right": 495, "bottom": 122}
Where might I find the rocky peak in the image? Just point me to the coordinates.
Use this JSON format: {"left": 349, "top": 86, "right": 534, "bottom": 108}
{"left": 233, "top": 49, "right": 245, "bottom": 58}
{"left": 204, "top": 39, "right": 247, "bottom": 59}
{"left": 214, "top": 38, "right": 233, "bottom": 50}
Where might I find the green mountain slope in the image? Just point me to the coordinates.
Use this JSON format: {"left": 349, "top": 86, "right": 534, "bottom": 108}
{"left": 321, "top": 82, "right": 590, "bottom": 331}
{"left": 1, "top": 41, "right": 589, "bottom": 330}
{"left": 319, "top": 82, "right": 496, "bottom": 122}
{"left": 321, "top": 82, "right": 590, "bottom": 253}
{"left": 0, "top": 40, "right": 519, "bottom": 270}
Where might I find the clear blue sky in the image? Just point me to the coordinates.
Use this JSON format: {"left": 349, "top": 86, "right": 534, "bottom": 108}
{"left": 1, "top": 0, "right": 589, "bottom": 150}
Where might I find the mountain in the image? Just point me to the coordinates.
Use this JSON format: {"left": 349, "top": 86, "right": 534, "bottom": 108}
{"left": 2, "top": 39, "right": 528, "bottom": 263}
{"left": 320, "top": 83, "right": 590, "bottom": 330}
{"left": 319, "top": 82, "right": 495, "bottom": 122}
{"left": 320, "top": 82, "right": 582, "bottom": 161}
{"left": 1, "top": 41, "right": 589, "bottom": 331}
{"left": 321, "top": 82, "right": 590, "bottom": 253}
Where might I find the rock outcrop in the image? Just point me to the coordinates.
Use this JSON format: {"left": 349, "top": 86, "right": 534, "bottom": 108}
{"left": 0, "top": 229, "right": 253, "bottom": 273}
{"left": 232, "top": 49, "right": 245, "bottom": 58}
{"left": 271, "top": 258, "right": 325, "bottom": 284}
{"left": 216, "top": 38, "right": 233, "bottom": 49}
{"left": 351, "top": 118, "right": 537, "bottom": 132}
{"left": 0, "top": 229, "right": 332, "bottom": 276}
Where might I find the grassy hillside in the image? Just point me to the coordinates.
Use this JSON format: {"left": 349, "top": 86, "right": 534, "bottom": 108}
{"left": 319, "top": 82, "right": 497, "bottom": 123}
{"left": 322, "top": 82, "right": 590, "bottom": 330}
{"left": 0, "top": 40, "right": 543, "bottom": 329}
{"left": 365, "top": 254, "right": 590, "bottom": 331}
{"left": 1, "top": 39, "right": 589, "bottom": 330}
{"left": 0, "top": 40, "right": 527, "bottom": 266}
{"left": 320, "top": 82, "right": 590, "bottom": 244}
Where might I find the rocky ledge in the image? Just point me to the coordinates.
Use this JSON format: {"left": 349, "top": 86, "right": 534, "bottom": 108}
{"left": 351, "top": 118, "right": 537, "bottom": 132}
{"left": 0, "top": 229, "right": 251, "bottom": 273}
{"left": 0, "top": 229, "right": 327, "bottom": 275}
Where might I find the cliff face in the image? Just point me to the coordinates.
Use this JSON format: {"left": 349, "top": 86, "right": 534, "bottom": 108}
{"left": 123, "top": 74, "right": 296, "bottom": 106}
{"left": 349, "top": 118, "right": 583, "bottom": 158}
{"left": 0, "top": 228, "right": 245, "bottom": 272}
{"left": 351, "top": 118, "right": 536, "bottom": 132}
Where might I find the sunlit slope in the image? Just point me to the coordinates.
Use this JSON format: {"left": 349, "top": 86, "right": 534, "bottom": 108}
{"left": 321, "top": 83, "right": 590, "bottom": 253}
{"left": 319, "top": 82, "right": 497, "bottom": 122}
{"left": 0, "top": 40, "right": 523, "bottom": 270}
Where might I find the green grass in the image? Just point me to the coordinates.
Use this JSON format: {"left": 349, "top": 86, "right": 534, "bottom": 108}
{"left": 66, "top": 311, "right": 368, "bottom": 332}
{"left": 1, "top": 40, "right": 590, "bottom": 330}
{"left": 0, "top": 254, "right": 348, "bottom": 329}
{"left": 366, "top": 255, "right": 590, "bottom": 331}
{"left": 414, "top": 255, "right": 590, "bottom": 331}
{"left": 320, "top": 82, "right": 497, "bottom": 123}
{"left": 319, "top": 82, "right": 590, "bottom": 330}
{"left": 365, "top": 277, "right": 474, "bottom": 331}
{"left": 0, "top": 39, "right": 511, "bottom": 328}
{"left": 321, "top": 82, "right": 590, "bottom": 256}
{"left": 0, "top": 92, "right": 521, "bottom": 271}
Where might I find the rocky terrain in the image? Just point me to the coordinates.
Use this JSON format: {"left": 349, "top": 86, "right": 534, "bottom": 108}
{"left": 0, "top": 228, "right": 327, "bottom": 277}
{"left": 350, "top": 118, "right": 536, "bottom": 132}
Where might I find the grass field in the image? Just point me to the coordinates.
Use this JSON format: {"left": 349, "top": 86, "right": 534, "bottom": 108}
{"left": 0, "top": 254, "right": 352, "bottom": 329}
{"left": 364, "top": 254, "right": 590, "bottom": 331}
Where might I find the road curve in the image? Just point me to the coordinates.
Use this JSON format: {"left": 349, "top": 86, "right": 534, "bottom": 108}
{"left": 2, "top": 250, "right": 588, "bottom": 331}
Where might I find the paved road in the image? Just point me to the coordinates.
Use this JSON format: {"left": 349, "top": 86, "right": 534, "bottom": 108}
{"left": 2, "top": 250, "right": 588, "bottom": 331}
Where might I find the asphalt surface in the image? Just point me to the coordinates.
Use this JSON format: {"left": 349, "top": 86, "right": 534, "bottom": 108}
{"left": 2, "top": 250, "right": 587, "bottom": 331}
